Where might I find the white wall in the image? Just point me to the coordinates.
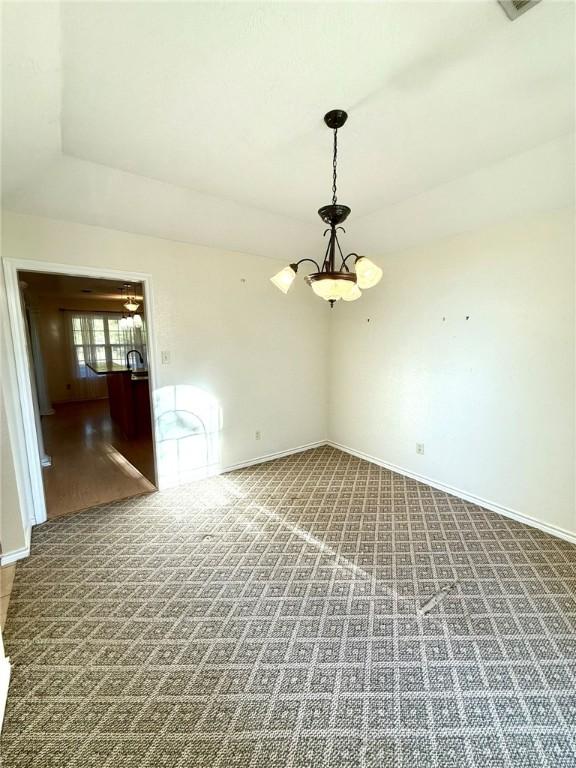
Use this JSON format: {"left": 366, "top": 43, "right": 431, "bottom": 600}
{"left": 330, "top": 210, "right": 575, "bottom": 539}
{"left": 1, "top": 211, "right": 328, "bottom": 529}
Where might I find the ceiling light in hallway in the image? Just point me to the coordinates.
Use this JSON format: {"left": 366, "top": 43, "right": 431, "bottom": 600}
{"left": 121, "top": 283, "right": 140, "bottom": 312}
{"left": 119, "top": 283, "right": 143, "bottom": 329}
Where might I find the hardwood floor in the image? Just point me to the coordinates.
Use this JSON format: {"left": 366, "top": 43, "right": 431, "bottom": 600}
{"left": 41, "top": 400, "right": 156, "bottom": 519}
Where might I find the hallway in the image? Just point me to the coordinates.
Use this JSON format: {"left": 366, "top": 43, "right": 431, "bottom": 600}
{"left": 41, "top": 400, "right": 156, "bottom": 519}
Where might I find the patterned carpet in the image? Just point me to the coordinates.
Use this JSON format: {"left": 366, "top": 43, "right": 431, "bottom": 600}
{"left": 2, "top": 446, "right": 575, "bottom": 767}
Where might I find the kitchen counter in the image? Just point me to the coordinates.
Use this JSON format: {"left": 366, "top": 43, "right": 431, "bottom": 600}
{"left": 87, "top": 362, "right": 148, "bottom": 381}
{"left": 87, "top": 362, "right": 131, "bottom": 375}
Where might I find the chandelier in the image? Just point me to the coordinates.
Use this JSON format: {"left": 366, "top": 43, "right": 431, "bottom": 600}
{"left": 271, "top": 109, "right": 382, "bottom": 306}
{"left": 119, "top": 284, "right": 143, "bottom": 330}
{"left": 122, "top": 284, "right": 140, "bottom": 313}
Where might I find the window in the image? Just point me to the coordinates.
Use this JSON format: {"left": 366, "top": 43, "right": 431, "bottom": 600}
{"left": 71, "top": 313, "right": 146, "bottom": 376}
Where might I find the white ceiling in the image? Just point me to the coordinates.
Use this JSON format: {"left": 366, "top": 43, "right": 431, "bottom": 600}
{"left": 2, "top": 1, "right": 574, "bottom": 260}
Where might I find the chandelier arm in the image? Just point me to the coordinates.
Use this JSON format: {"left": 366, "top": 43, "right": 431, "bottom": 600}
{"left": 328, "top": 227, "right": 339, "bottom": 271}
{"left": 341, "top": 251, "right": 360, "bottom": 270}
{"left": 321, "top": 235, "right": 333, "bottom": 271}
{"left": 334, "top": 233, "right": 348, "bottom": 271}
{"left": 323, "top": 226, "right": 345, "bottom": 237}
{"left": 294, "top": 257, "right": 322, "bottom": 272}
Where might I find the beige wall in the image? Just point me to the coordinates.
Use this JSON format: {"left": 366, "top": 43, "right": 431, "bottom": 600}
{"left": 2, "top": 210, "right": 329, "bottom": 501}
{"left": 330, "top": 209, "right": 575, "bottom": 538}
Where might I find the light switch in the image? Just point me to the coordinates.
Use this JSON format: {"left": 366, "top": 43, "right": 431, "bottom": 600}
{"left": 161, "top": 351, "right": 170, "bottom": 364}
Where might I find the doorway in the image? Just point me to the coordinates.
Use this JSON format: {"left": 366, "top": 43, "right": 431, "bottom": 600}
{"left": 16, "top": 269, "right": 157, "bottom": 520}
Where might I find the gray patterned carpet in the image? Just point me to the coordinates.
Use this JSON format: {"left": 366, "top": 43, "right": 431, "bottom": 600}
{"left": 2, "top": 446, "right": 576, "bottom": 767}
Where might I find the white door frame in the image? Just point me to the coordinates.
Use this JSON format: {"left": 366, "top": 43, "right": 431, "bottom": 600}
{"left": 3, "top": 257, "right": 160, "bottom": 527}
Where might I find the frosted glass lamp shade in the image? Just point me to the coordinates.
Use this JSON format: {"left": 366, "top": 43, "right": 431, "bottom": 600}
{"left": 355, "top": 257, "right": 382, "bottom": 289}
{"left": 124, "top": 301, "right": 140, "bottom": 312}
{"left": 271, "top": 265, "right": 297, "bottom": 293}
{"left": 310, "top": 278, "right": 341, "bottom": 301}
{"left": 342, "top": 283, "right": 362, "bottom": 301}
{"left": 133, "top": 314, "right": 143, "bottom": 329}
{"left": 309, "top": 275, "right": 357, "bottom": 302}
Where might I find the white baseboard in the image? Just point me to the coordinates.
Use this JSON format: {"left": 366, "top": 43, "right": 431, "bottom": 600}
{"left": 222, "top": 440, "right": 328, "bottom": 474}
{"left": 0, "top": 525, "right": 31, "bottom": 566}
{"left": 157, "top": 440, "right": 329, "bottom": 491}
{"left": 328, "top": 441, "right": 576, "bottom": 546}
{"left": 19, "top": 436, "right": 573, "bottom": 552}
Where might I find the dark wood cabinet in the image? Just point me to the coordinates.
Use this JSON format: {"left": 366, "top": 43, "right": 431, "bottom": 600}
{"left": 102, "top": 371, "right": 151, "bottom": 439}
{"left": 87, "top": 363, "right": 152, "bottom": 440}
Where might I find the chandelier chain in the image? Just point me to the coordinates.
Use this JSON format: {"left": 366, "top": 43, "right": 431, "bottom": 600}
{"left": 332, "top": 128, "right": 338, "bottom": 205}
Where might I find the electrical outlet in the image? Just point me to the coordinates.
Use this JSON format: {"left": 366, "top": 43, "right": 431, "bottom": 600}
{"left": 255, "top": 430, "right": 261, "bottom": 441}
{"left": 161, "top": 351, "right": 170, "bottom": 364}
{"left": 416, "top": 443, "right": 425, "bottom": 455}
